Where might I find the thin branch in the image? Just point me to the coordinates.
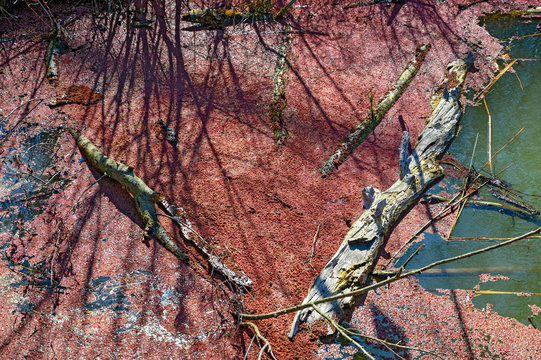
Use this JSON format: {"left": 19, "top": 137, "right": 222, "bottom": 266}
{"left": 240, "top": 322, "right": 278, "bottom": 360}
{"left": 425, "top": 194, "right": 538, "bottom": 216}
{"left": 308, "top": 223, "right": 321, "bottom": 270}
{"left": 480, "top": 127, "right": 524, "bottom": 171}
{"left": 311, "top": 305, "right": 375, "bottom": 360}
{"left": 483, "top": 99, "right": 493, "bottom": 174}
{"left": 473, "top": 59, "right": 517, "bottom": 102}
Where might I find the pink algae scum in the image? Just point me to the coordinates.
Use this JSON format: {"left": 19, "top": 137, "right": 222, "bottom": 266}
{"left": 0, "top": 0, "right": 540, "bottom": 359}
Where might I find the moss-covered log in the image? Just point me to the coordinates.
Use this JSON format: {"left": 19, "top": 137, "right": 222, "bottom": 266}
{"left": 289, "top": 55, "right": 474, "bottom": 338}
{"left": 320, "top": 44, "right": 430, "bottom": 178}
{"left": 68, "top": 128, "right": 189, "bottom": 261}
{"left": 270, "top": 25, "right": 293, "bottom": 144}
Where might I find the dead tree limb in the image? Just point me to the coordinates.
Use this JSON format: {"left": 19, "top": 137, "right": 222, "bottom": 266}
{"left": 68, "top": 129, "right": 253, "bottom": 288}
{"left": 158, "top": 198, "right": 253, "bottom": 288}
{"left": 180, "top": 0, "right": 297, "bottom": 30}
{"left": 239, "top": 227, "right": 540, "bottom": 323}
{"left": 289, "top": 54, "right": 474, "bottom": 338}
{"left": 320, "top": 44, "right": 430, "bottom": 177}
{"left": 270, "top": 25, "right": 293, "bottom": 144}
{"left": 343, "top": 0, "right": 404, "bottom": 9}
{"left": 69, "top": 128, "right": 189, "bottom": 260}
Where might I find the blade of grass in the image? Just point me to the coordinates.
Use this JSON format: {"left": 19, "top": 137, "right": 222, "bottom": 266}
{"left": 483, "top": 99, "right": 493, "bottom": 174}
{"left": 474, "top": 59, "right": 517, "bottom": 102}
{"left": 480, "top": 127, "right": 524, "bottom": 171}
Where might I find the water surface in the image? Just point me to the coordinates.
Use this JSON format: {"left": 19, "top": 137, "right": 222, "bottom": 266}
{"left": 402, "top": 15, "right": 541, "bottom": 325}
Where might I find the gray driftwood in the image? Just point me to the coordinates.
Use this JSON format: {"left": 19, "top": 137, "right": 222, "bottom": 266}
{"left": 289, "top": 55, "right": 474, "bottom": 338}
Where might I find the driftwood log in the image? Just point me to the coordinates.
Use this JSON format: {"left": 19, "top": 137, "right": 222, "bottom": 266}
{"left": 289, "top": 55, "right": 474, "bottom": 338}
{"left": 69, "top": 128, "right": 253, "bottom": 288}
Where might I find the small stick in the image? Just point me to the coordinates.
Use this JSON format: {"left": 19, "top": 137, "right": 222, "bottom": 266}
{"left": 451, "top": 235, "right": 541, "bottom": 241}
{"left": 243, "top": 333, "right": 256, "bottom": 360}
{"left": 480, "top": 127, "right": 524, "bottom": 171}
{"left": 424, "top": 194, "right": 536, "bottom": 216}
{"left": 400, "top": 244, "right": 425, "bottom": 269}
{"left": 340, "top": 326, "right": 442, "bottom": 358}
{"left": 240, "top": 322, "right": 278, "bottom": 360}
{"left": 311, "top": 305, "right": 376, "bottom": 360}
{"left": 309, "top": 223, "right": 321, "bottom": 270}
{"left": 474, "top": 59, "right": 517, "bottom": 102}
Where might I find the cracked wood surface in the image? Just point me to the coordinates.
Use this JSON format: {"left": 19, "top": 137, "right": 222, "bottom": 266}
{"left": 289, "top": 55, "right": 473, "bottom": 338}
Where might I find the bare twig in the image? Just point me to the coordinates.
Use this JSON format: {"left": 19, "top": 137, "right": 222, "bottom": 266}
{"left": 425, "top": 194, "right": 538, "bottom": 216}
{"left": 483, "top": 99, "right": 493, "bottom": 174}
{"left": 240, "top": 322, "right": 278, "bottom": 360}
{"left": 311, "top": 305, "right": 375, "bottom": 360}
{"left": 473, "top": 59, "right": 517, "bottom": 102}
{"left": 341, "top": 326, "right": 442, "bottom": 358}
{"left": 480, "top": 127, "right": 524, "bottom": 171}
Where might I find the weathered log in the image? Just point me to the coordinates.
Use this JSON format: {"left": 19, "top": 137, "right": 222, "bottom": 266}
{"left": 180, "top": 0, "right": 297, "bottom": 30}
{"left": 289, "top": 55, "right": 474, "bottom": 338}
{"left": 320, "top": 44, "right": 430, "bottom": 178}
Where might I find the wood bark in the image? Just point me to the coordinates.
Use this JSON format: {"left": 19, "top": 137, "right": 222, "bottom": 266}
{"left": 320, "top": 44, "right": 430, "bottom": 178}
{"left": 69, "top": 128, "right": 253, "bottom": 288}
{"left": 270, "top": 25, "right": 293, "bottom": 144}
{"left": 289, "top": 55, "right": 474, "bottom": 338}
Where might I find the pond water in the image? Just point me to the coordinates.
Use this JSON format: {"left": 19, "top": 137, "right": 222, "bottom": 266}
{"left": 400, "top": 15, "right": 541, "bottom": 326}
{"left": 0, "top": 126, "right": 69, "bottom": 241}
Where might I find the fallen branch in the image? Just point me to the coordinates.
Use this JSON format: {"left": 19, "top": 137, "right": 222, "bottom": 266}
{"left": 181, "top": 0, "right": 297, "bottom": 30}
{"left": 269, "top": 24, "right": 293, "bottom": 144}
{"left": 44, "top": 27, "right": 68, "bottom": 84}
{"left": 69, "top": 128, "right": 253, "bottom": 288}
{"left": 320, "top": 43, "right": 430, "bottom": 177}
{"left": 289, "top": 54, "right": 473, "bottom": 337}
{"left": 343, "top": 0, "right": 404, "bottom": 9}
{"left": 68, "top": 128, "right": 189, "bottom": 261}
{"left": 158, "top": 199, "right": 253, "bottom": 288}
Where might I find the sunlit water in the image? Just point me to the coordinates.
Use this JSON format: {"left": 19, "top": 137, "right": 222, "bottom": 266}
{"left": 401, "top": 15, "right": 541, "bottom": 326}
